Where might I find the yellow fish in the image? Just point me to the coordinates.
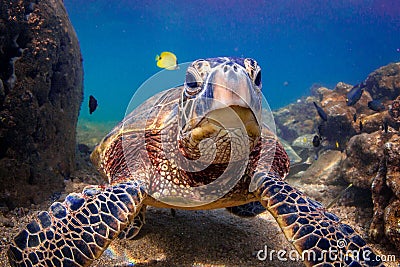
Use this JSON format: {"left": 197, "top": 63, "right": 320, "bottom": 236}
{"left": 303, "top": 137, "right": 307, "bottom": 143}
{"left": 335, "top": 141, "right": 339, "bottom": 148}
{"left": 155, "top": 51, "right": 178, "bottom": 70}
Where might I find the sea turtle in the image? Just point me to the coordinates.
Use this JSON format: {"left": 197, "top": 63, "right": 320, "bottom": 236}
{"left": 8, "top": 57, "right": 383, "bottom": 267}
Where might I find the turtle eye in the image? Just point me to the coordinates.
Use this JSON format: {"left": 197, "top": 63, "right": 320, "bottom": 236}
{"left": 185, "top": 70, "right": 202, "bottom": 95}
{"left": 186, "top": 72, "right": 198, "bottom": 88}
{"left": 254, "top": 70, "right": 262, "bottom": 87}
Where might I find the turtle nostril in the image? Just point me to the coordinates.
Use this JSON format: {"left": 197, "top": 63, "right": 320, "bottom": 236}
{"left": 233, "top": 65, "right": 237, "bottom": 72}
{"left": 223, "top": 66, "right": 228, "bottom": 72}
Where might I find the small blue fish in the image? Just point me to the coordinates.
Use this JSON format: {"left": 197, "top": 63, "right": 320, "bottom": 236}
{"left": 89, "top": 95, "right": 98, "bottom": 114}
{"left": 346, "top": 83, "right": 365, "bottom": 106}
{"left": 313, "top": 101, "right": 328, "bottom": 121}
{"left": 368, "top": 99, "right": 385, "bottom": 112}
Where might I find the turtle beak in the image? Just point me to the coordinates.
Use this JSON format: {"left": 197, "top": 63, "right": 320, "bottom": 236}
{"left": 186, "top": 63, "right": 260, "bottom": 124}
{"left": 210, "top": 64, "right": 255, "bottom": 110}
{"left": 190, "top": 61, "right": 262, "bottom": 142}
{"left": 197, "top": 61, "right": 262, "bottom": 128}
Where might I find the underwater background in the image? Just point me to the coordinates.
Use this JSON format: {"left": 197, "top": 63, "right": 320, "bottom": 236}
{"left": 63, "top": 0, "right": 400, "bottom": 123}
{"left": 2, "top": 1, "right": 400, "bottom": 266}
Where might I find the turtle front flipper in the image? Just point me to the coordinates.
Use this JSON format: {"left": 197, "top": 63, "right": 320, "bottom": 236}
{"left": 255, "top": 171, "right": 384, "bottom": 267}
{"left": 226, "top": 201, "right": 266, "bottom": 217}
{"left": 8, "top": 181, "right": 146, "bottom": 267}
{"left": 118, "top": 205, "right": 146, "bottom": 240}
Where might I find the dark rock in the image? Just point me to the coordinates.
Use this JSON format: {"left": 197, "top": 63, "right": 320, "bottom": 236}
{"left": 364, "top": 62, "right": 400, "bottom": 100}
{"left": 287, "top": 150, "right": 347, "bottom": 204}
{"left": 369, "top": 158, "right": 391, "bottom": 242}
{"left": 77, "top": 143, "right": 91, "bottom": 155}
{"left": 75, "top": 143, "right": 93, "bottom": 170}
{"left": 0, "top": 0, "right": 83, "bottom": 208}
{"left": 0, "top": 215, "right": 14, "bottom": 227}
{"left": 384, "top": 134, "right": 400, "bottom": 200}
{"left": 273, "top": 96, "right": 319, "bottom": 142}
{"left": 341, "top": 132, "right": 385, "bottom": 189}
{"left": 327, "top": 81, "right": 352, "bottom": 95}
{"left": 295, "top": 150, "right": 344, "bottom": 186}
{"left": 315, "top": 83, "right": 372, "bottom": 145}
{"left": 369, "top": 134, "right": 400, "bottom": 246}
{"left": 389, "top": 95, "right": 400, "bottom": 123}
{"left": 0, "top": 79, "right": 4, "bottom": 99}
{"left": 360, "top": 111, "right": 399, "bottom": 134}
{"left": 274, "top": 62, "right": 400, "bottom": 147}
{"left": 309, "top": 83, "right": 324, "bottom": 97}
{"left": 0, "top": 205, "right": 8, "bottom": 213}
{"left": 384, "top": 198, "right": 400, "bottom": 251}
{"left": 274, "top": 82, "right": 376, "bottom": 149}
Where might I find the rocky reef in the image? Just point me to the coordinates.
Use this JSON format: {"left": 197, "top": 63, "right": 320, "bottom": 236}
{"left": 0, "top": 0, "right": 83, "bottom": 208}
{"left": 275, "top": 62, "right": 400, "bottom": 251}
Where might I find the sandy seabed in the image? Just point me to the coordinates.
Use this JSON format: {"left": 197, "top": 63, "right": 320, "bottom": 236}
{"left": 1, "top": 173, "right": 399, "bottom": 267}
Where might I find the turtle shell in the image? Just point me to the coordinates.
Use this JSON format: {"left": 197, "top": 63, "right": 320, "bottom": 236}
{"left": 90, "top": 87, "right": 183, "bottom": 183}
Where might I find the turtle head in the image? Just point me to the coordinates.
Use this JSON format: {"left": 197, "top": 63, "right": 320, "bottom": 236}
{"left": 178, "top": 57, "right": 262, "bottom": 164}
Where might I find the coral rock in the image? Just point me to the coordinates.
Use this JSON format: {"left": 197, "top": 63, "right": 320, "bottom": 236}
{"left": 368, "top": 133, "right": 400, "bottom": 245}
{"left": 315, "top": 84, "right": 367, "bottom": 146}
{"left": 341, "top": 132, "right": 384, "bottom": 189}
{"left": 360, "top": 111, "right": 398, "bottom": 134}
{"left": 384, "top": 198, "right": 400, "bottom": 251}
{"left": 273, "top": 96, "right": 319, "bottom": 142}
{"left": 365, "top": 62, "right": 400, "bottom": 100}
{"left": 389, "top": 95, "right": 400, "bottom": 123}
{"left": 384, "top": 134, "right": 400, "bottom": 200}
{"left": 288, "top": 150, "right": 346, "bottom": 204}
{"left": 0, "top": 0, "right": 83, "bottom": 208}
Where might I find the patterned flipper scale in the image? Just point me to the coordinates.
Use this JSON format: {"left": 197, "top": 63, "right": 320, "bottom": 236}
{"left": 118, "top": 205, "right": 146, "bottom": 240}
{"left": 256, "top": 171, "right": 384, "bottom": 267}
{"left": 226, "top": 201, "right": 266, "bottom": 217}
{"left": 8, "top": 181, "right": 145, "bottom": 267}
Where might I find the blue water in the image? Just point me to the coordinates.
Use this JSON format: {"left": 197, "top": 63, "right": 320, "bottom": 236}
{"left": 64, "top": 0, "right": 400, "bottom": 122}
